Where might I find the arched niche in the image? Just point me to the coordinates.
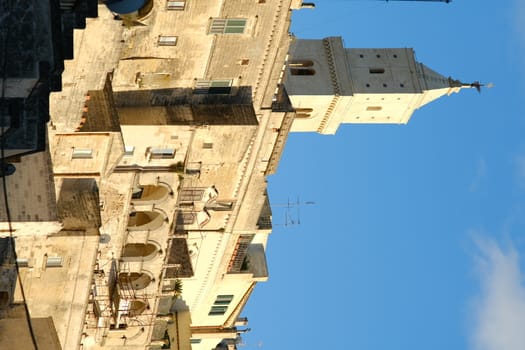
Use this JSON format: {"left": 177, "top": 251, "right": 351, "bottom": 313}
{"left": 131, "top": 184, "right": 170, "bottom": 204}
{"left": 118, "top": 272, "right": 153, "bottom": 290}
{"left": 121, "top": 242, "right": 160, "bottom": 262}
{"left": 127, "top": 211, "right": 166, "bottom": 231}
{"left": 127, "top": 299, "right": 147, "bottom": 317}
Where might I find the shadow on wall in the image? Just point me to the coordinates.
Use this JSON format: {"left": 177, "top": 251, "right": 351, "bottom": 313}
{"left": 57, "top": 178, "right": 101, "bottom": 230}
{"left": 113, "top": 86, "right": 254, "bottom": 107}
{"left": 0, "top": 238, "right": 17, "bottom": 315}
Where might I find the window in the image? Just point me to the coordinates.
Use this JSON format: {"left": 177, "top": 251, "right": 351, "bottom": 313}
{"left": 16, "top": 258, "right": 29, "bottom": 267}
{"left": 194, "top": 79, "right": 232, "bottom": 94}
{"left": 296, "top": 108, "right": 313, "bottom": 118}
{"left": 366, "top": 106, "right": 382, "bottom": 111}
{"left": 295, "top": 113, "right": 311, "bottom": 118}
{"left": 175, "top": 212, "right": 195, "bottom": 225}
{"left": 209, "top": 306, "right": 228, "bottom": 316}
{"left": 369, "top": 68, "right": 385, "bottom": 74}
{"left": 162, "top": 279, "right": 180, "bottom": 293}
{"left": 290, "top": 68, "right": 315, "bottom": 76}
{"left": 214, "top": 295, "right": 234, "bottom": 305}
{"left": 206, "top": 201, "right": 234, "bottom": 211}
{"left": 179, "top": 188, "right": 205, "bottom": 202}
{"left": 150, "top": 148, "right": 175, "bottom": 159}
{"left": 124, "top": 146, "right": 135, "bottom": 156}
{"left": 190, "top": 339, "right": 202, "bottom": 344}
{"left": 289, "top": 60, "right": 313, "bottom": 68}
{"left": 72, "top": 148, "right": 93, "bottom": 159}
{"left": 158, "top": 35, "right": 178, "bottom": 46}
{"left": 166, "top": 0, "right": 185, "bottom": 10}
{"left": 209, "top": 18, "right": 247, "bottom": 34}
{"left": 208, "top": 295, "right": 234, "bottom": 316}
{"left": 202, "top": 142, "right": 213, "bottom": 149}
{"left": 46, "top": 256, "right": 62, "bottom": 268}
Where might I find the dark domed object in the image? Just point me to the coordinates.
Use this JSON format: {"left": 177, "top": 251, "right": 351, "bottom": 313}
{"left": 105, "top": 0, "right": 146, "bottom": 15}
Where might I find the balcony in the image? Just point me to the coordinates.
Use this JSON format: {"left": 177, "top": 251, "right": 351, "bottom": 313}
{"left": 226, "top": 242, "right": 268, "bottom": 282}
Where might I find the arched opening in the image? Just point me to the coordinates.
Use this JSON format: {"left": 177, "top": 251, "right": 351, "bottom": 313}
{"left": 127, "top": 211, "right": 166, "bottom": 231}
{"left": 131, "top": 184, "right": 170, "bottom": 204}
{"left": 121, "top": 243, "right": 159, "bottom": 262}
{"left": 128, "top": 300, "right": 147, "bottom": 317}
{"left": 118, "top": 272, "right": 153, "bottom": 290}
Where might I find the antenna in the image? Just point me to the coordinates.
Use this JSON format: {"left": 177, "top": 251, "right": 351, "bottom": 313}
{"left": 273, "top": 197, "right": 316, "bottom": 227}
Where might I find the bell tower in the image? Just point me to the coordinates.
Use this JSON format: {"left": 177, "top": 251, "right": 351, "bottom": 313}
{"left": 283, "top": 37, "right": 474, "bottom": 134}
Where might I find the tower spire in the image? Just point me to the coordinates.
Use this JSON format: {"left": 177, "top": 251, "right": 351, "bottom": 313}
{"left": 284, "top": 37, "right": 477, "bottom": 134}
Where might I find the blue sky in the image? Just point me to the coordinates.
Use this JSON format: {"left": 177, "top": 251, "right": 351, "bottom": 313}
{"left": 243, "top": 1, "right": 525, "bottom": 350}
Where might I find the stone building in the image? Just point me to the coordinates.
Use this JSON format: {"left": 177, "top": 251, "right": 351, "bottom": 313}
{"left": 0, "top": 1, "right": 473, "bottom": 349}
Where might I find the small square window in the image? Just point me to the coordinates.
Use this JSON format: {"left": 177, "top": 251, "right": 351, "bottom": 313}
{"left": 124, "top": 146, "right": 135, "bottom": 156}
{"left": 369, "top": 68, "right": 385, "bottom": 74}
{"left": 72, "top": 148, "right": 93, "bottom": 159}
{"left": 194, "top": 80, "right": 232, "bottom": 95}
{"left": 158, "top": 36, "right": 177, "bottom": 46}
{"left": 166, "top": 0, "right": 185, "bottom": 10}
{"left": 150, "top": 148, "right": 175, "bottom": 159}
{"left": 214, "top": 295, "right": 234, "bottom": 305}
{"left": 46, "top": 256, "right": 62, "bottom": 268}
{"left": 175, "top": 212, "right": 195, "bottom": 225}
{"left": 16, "top": 258, "right": 29, "bottom": 267}
{"left": 208, "top": 306, "right": 227, "bottom": 316}
{"left": 202, "top": 142, "right": 213, "bottom": 149}
{"left": 162, "top": 279, "right": 177, "bottom": 293}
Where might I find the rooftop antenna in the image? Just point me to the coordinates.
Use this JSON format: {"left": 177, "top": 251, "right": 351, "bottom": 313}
{"left": 273, "top": 196, "right": 316, "bottom": 227}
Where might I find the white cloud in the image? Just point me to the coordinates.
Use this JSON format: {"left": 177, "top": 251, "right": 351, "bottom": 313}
{"left": 470, "top": 236, "right": 525, "bottom": 350}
